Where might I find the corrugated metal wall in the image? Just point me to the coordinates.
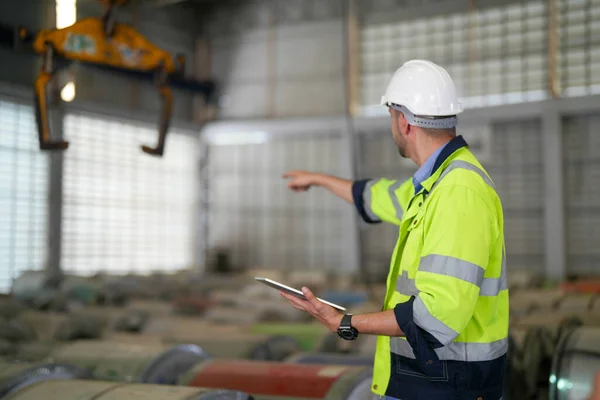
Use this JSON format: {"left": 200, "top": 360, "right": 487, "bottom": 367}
{"left": 488, "top": 120, "right": 545, "bottom": 274}
{"left": 207, "top": 133, "right": 349, "bottom": 273}
{"left": 208, "top": 0, "right": 345, "bottom": 119}
{"left": 563, "top": 114, "right": 600, "bottom": 275}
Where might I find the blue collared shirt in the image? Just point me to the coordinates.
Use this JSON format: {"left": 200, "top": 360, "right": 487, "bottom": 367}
{"left": 411, "top": 141, "right": 451, "bottom": 194}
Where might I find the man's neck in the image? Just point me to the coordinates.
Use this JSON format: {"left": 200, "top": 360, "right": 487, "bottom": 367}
{"left": 413, "top": 137, "right": 453, "bottom": 167}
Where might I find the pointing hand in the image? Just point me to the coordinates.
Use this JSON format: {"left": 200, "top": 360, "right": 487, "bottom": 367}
{"left": 282, "top": 170, "right": 319, "bottom": 192}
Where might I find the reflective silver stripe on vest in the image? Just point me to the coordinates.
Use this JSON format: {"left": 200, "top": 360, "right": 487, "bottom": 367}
{"left": 430, "top": 159, "right": 495, "bottom": 194}
{"left": 390, "top": 337, "right": 415, "bottom": 358}
{"left": 388, "top": 180, "right": 404, "bottom": 221}
{"left": 390, "top": 336, "right": 508, "bottom": 362}
{"left": 419, "top": 255, "right": 508, "bottom": 296}
{"left": 395, "top": 270, "right": 419, "bottom": 296}
{"left": 413, "top": 296, "right": 458, "bottom": 345}
{"left": 396, "top": 256, "right": 507, "bottom": 297}
{"left": 419, "top": 254, "right": 484, "bottom": 287}
{"left": 480, "top": 252, "right": 508, "bottom": 296}
{"left": 364, "top": 179, "right": 382, "bottom": 222}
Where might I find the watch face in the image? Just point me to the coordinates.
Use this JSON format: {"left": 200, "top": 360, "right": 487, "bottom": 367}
{"left": 338, "top": 328, "right": 358, "bottom": 340}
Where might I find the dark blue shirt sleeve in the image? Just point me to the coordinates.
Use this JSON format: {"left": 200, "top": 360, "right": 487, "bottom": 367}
{"left": 351, "top": 179, "right": 381, "bottom": 224}
{"left": 394, "top": 297, "right": 444, "bottom": 351}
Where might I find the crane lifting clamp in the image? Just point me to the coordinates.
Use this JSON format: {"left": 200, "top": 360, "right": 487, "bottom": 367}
{"left": 2, "top": 0, "right": 215, "bottom": 157}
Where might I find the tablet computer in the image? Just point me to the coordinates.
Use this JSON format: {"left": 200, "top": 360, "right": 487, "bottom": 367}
{"left": 254, "top": 277, "right": 347, "bottom": 312}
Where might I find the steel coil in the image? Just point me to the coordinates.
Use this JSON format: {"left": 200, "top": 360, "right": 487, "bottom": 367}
{"left": 285, "top": 352, "right": 374, "bottom": 367}
{"left": 179, "top": 359, "right": 373, "bottom": 400}
{"left": 53, "top": 314, "right": 106, "bottom": 341}
{"left": 165, "top": 334, "right": 302, "bottom": 361}
{"left": 505, "top": 315, "right": 590, "bottom": 400}
{"left": 549, "top": 326, "right": 600, "bottom": 400}
{"left": 0, "top": 362, "right": 91, "bottom": 399}
{"left": 250, "top": 323, "right": 328, "bottom": 352}
{"left": 0, "top": 320, "right": 36, "bottom": 343}
{"left": 3, "top": 380, "right": 253, "bottom": 400}
{"left": 48, "top": 340, "right": 208, "bottom": 384}
{"left": 114, "top": 310, "right": 150, "bottom": 333}
{"left": 246, "top": 335, "right": 303, "bottom": 361}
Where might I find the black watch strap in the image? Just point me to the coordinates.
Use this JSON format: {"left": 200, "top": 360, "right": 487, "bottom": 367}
{"left": 340, "top": 314, "right": 353, "bottom": 329}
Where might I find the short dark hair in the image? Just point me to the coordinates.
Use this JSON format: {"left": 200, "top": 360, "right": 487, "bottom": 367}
{"left": 421, "top": 127, "right": 456, "bottom": 138}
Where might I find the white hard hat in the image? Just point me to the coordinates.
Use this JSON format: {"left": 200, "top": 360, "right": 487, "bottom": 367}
{"left": 380, "top": 59, "right": 464, "bottom": 117}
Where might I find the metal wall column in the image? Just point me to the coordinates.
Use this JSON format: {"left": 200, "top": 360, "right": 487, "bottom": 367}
{"left": 541, "top": 107, "right": 566, "bottom": 281}
{"left": 338, "top": 133, "right": 361, "bottom": 276}
{"left": 197, "top": 139, "right": 210, "bottom": 275}
{"left": 46, "top": 103, "right": 64, "bottom": 283}
{"left": 341, "top": 0, "right": 361, "bottom": 277}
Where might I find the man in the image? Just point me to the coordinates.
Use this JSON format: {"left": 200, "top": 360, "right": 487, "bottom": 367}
{"left": 280, "top": 60, "right": 508, "bottom": 400}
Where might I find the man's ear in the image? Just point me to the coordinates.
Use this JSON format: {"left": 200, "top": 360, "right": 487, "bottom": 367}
{"left": 399, "top": 113, "right": 410, "bottom": 135}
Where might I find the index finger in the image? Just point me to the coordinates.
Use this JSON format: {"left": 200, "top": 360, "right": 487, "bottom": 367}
{"left": 282, "top": 171, "right": 297, "bottom": 179}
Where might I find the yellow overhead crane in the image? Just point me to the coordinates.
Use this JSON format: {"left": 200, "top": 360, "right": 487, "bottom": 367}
{"left": 2, "top": 0, "right": 216, "bottom": 156}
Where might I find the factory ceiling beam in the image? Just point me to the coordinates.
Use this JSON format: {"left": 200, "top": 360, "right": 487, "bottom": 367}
{"left": 140, "top": 0, "right": 190, "bottom": 8}
{"left": 133, "top": 0, "right": 222, "bottom": 11}
{"left": 361, "top": 0, "right": 528, "bottom": 25}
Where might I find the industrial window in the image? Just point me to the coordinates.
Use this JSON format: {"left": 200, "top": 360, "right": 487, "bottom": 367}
{"left": 564, "top": 114, "right": 600, "bottom": 275}
{"left": 559, "top": 0, "right": 600, "bottom": 97}
{"left": 62, "top": 112, "right": 200, "bottom": 276}
{"left": 360, "top": 1, "right": 548, "bottom": 114}
{"left": 0, "top": 99, "right": 49, "bottom": 293}
{"left": 207, "top": 134, "right": 346, "bottom": 273}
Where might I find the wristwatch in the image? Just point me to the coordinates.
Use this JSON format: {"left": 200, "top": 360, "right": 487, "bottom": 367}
{"left": 337, "top": 314, "right": 359, "bottom": 340}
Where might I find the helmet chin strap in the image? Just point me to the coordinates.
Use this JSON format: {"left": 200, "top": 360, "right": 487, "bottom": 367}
{"left": 389, "top": 104, "right": 458, "bottom": 129}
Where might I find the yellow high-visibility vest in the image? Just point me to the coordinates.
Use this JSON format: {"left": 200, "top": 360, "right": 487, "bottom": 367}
{"left": 355, "top": 143, "right": 508, "bottom": 396}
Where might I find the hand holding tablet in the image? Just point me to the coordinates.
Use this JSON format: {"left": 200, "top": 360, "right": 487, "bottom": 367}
{"left": 254, "top": 277, "right": 347, "bottom": 311}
